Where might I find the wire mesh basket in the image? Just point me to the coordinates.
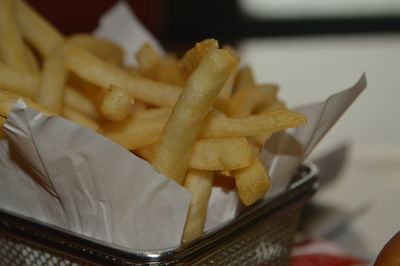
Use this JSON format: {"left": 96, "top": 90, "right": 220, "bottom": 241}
{"left": 0, "top": 163, "right": 318, "bottom": 265}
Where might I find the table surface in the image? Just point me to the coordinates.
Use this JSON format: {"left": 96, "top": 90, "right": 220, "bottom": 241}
{"left": 239, "top": 33, "right": 400, "bottom": 258}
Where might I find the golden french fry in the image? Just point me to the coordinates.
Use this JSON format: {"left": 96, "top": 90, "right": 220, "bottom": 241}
{"left": 100, "top": 85, "right": 134, "bottom": 122}
{"left": 64, "top": 86, "right": 99, "bottom": 119}
{"left": 36, "top": 45, "right": 68, "bottom": 113}
{"left": 0, "top": 89, "right": 54, "bottom": 117}
{"left": 23, "top": 42, "right": 39, "bottom": 73}
{"left": 152, "top": 49, "right": 237, "bottom": 184}
{"left": 14, "top": 0, "right": 64, "bottom": 57}
{"left": 217, "top": 66, "right": 237, "bottom": 101}
{"left": 189, "top": 137, "right": 252, "bottom": 171}
{"left": 234, "top": 150, "right": 271, "bottom": 206}
{"left": 217, "top": 45, "right": 240, "bottom": 101}
{"left": 133, "top": 144, "right": 157, "bottom": 163}
{"left": 200, "top": 108, "right": 307, "bottom": 138}
{"left": 132, "top": 137, "right": 254, "bottom": 172}
{"left": 227, "top": 84, "right": 278, "bottom": 118}
{"left": 124, "top": 66, "right": 142, "bottom": 78}
{"left": 234, "top": 65, "right": 255, "bottom": 91}
{"left": 182, "top": 169, "right": 214, "bottom": 243}
{"left": 0, "top": 62, "right": 38, "bottom": 98}
{"left": 68, "top": 33, "right": 124, "bottom": 65}
{"left": 103, "top": 108, "right": 171, "bottom": 150}
{"left": 102, "top": 107, "right": 306, "bottom": 150}
{"left": 248, "top": 132, "right": 273, "bottom": 150}
{"left": 0, "top": 115, "right": 6, "bottom": 139}
{"left": 248, "top": 100, "right": 286, "bottom": 148}
{"left": 145, "top": 55, "right": 184, "bottom": 85}
{"left": 0, "top": 0, "right": 33, "bottom": 72}
{"left": 64, "top": 46, "right": 181, "bottom": 107}
{"left": 62, "top": 107, "right": 100, "bottom": 132}
{"left": 135, "top": 43, "right": 161, "bottom": 71}
{"left": 180, "top": 39, "right": 219, "bottom": 80}
{"left": 222, "top": 44, "right": 239, "bottom": 59}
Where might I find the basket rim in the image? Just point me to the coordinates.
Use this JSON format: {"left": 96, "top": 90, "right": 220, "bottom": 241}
{"left": 0, "top": 162, "right": 318, "bottom": 264}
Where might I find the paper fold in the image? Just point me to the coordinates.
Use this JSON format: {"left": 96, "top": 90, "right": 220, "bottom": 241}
{"left": 1, "top": 100, "right": 191, "bottom": 250}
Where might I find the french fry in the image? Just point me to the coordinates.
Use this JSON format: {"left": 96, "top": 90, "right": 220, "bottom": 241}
{"left": 0, "top": 62, "right": 38, "bottom": 98}
{"left": 234, "top": 65, "right": 255, "bottom": 91}
{"left": 152, "top": 49, "right": 237, "bottom": 184}
{"left": 23, "top": 42, "right": 39, "bottom": 73}
{"left": 180, "top": 39, "right": 219, "bottom": 80}
{"left": 64, "top": 46, "right": 181, "bottom": 107}
{"left": 189, "top": 137, "right": 252, "bottom": 171}
{"left": 233, "top": 150, "right": 271, "bottom": 206}
{"left": 145, "top": 54, "right": 184, "bottom": 85}
{"left": 182, "top": 169, "right": 214, "bottom": 243}
{"left": 68, "top": 33, "right": 124, "bottom": 65}
{"left": 136, "top": 137, "right": 253, "bottom": 171}
{"left": 14, "top": 0, "right": 64, "bottom": 57}
{"left": 217, "top": 67, "right": 237, "bottom": 101}
{"left": 103, "top": 107, "right": 306, "bottom": 150}
{"left": 133, "top": 144, "right": 158, "bottom": 163}
{"left": 100, "top": 85, "right": 134, "bottom": 122}
{"left": 227, "top": 84, "right": 278, "bottom": 118}
{"left": 64, "top": 86, "right": 99, "bottom": 119}
{"left": 103, "top": 108, "right": 171, "bottom": 150}
{"left": 0, "top": 63, "right": 98, "bottom": 118}
{"left": 0, "top": 89, "right": 54, "bottom": 117}
{"left": 0, "top": 0, "right": 34, "bottom": 72}
{"left": 62, "top": 107, "right": 100, "bottom": 132}
{"left": 135, "top": 43, "right": 161, "bottom": 71}
{"left": 124, "top": 66, "right": 142, "bottom": 78}
{"left": 36, "top": 44, "right": 68, "bottom": 113}
{"left": 200, "top": 108, "right": 307, "bottom": 138}
{"left": 248, "top": 132, "right": 273, "bottom": 150}
{"left": 0, "top": 115, "right": 6, "bottom": 139}
{"left": 217, "top": 45, "right": 240, "bottom": 101}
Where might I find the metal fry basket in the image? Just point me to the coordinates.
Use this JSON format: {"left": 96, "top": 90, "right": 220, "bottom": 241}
{"left": 0, "top": 163, "right": 318, "bottom": 265}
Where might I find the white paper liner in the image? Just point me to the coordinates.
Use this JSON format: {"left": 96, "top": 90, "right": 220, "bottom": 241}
{"left": 1, "top": 100, "right": 191, "bottom": 250}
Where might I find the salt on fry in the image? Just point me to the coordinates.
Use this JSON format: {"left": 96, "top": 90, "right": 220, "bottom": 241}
{"left": 152, "top": 49, "right": 237, "bottom": 184}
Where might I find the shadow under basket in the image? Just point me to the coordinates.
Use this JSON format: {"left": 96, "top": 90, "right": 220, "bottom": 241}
{"left": 0, "top": 163, "right": 318, "bottom": 266}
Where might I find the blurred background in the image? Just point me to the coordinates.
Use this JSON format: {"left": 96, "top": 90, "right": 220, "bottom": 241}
{"left": 28, "top": 0, "right": 400, "bottom": 261}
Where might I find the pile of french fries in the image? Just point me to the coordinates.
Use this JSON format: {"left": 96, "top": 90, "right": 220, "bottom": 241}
{"left": 0, "top": 0, "right": 307, "bottom": 243}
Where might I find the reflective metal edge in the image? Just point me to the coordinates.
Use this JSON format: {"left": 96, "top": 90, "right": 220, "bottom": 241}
{"left": 0, "top": 163, "right": 319, "bottom": 265}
